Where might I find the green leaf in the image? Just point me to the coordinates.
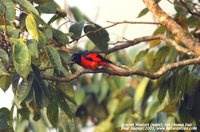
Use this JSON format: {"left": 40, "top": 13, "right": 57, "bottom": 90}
{"left": 33, "top": 0, "right": 52, "bottom": 4}
{"left": 38, "top": 30, "right": 47, "bottom": 49}
{"left": 115, "top": 96, "right": 133, "bottom": 114}
{"left": 134, "top": 77, "right": 149, "bottom": 107}
{"left": 36, "top": 0, "right": 62, "bottom": 14}
{"left": 13, "top": 40, "right": 31, "bottom": 79}
{"left": 0, "top": 62, "right": 9, "bottom": 77}
{"left": 58, "top": 50, "right": 70, "bottom": 65}
{"left": 0, "top": 49, "right": 9, "bottom": 66}
{"left": 134, "top": 49, "right": 148, "bottom": 64}
{"left": 70, "top": 7, "right": 85, "bottom": 22}
{"left": 0, "top": 1, "right": 5, "bottom": 16}
{"left": 186, "top": 16, "right": 200, "bottom": 28}
{"left": 158, "top": 79, "right": 168, "bottom": 103}
{"left": 31, "top": 64, "right": 51, "bottom": 99}
{"left": 44, "top": 26, "right": 53, "bottom": 40}
{"left": 74, "top": 88, "right": 85, "bottom": 106}
{"left": 14, "top": 75, "right": 33, "bottom": 108}
{"left": 161, "top": 94, "right": 180, "bottom": 113}
{"left": 84, "top": 24, "right": 109, "bottom": 51}
{"left": 26, "top": 13, "right": 39, "bottom": 41}
{"left": 3, "top": 0, "right": 15, "bottom": 22}
{"left": 98, "top": 79, "right": 109, "bottom": 103}
{"left": 144, "top": 51, "right": 155, "bottom": 71}
{"left": 58, "top": 95, "right": 73, "bottom": 118}
{"left": 153, "top": 46, "right": 170, "bottom": 71}
{"left": 145, "top": 100, "right": 164, "bottom": 120}
{"left": 95, "top": 116, "right": 114, "bottom": 132}
{"left": 168, "top": 76, "right": 176, "bottom": 100}
{"left": 0, "top": 108, "right": 10, "bottom": 129}
{"left": 137, "top": 8, "right": 149, "bottom": 18}
{"left": 16, "top": 0, "right": 39, "bottom": 16}
{"left": 0, "top": 74, "right": 13, "bottom": 91}
{"left": 107, "top": 99, "right": 119, "bottom": 115}
{"left": 153, "top": 26, "right": 167, "bottom": 35}
{"left": 52, "top": 28, "right": 69, "bottom": 45}
{"left": 69, "top": 21, "right": 85, "bottom": 40}
{"left": 56, "top": 82, "right": 76, "bottom": 104}
{"left": 46, "top": 46, "right": 68, "bottom": 76}
{"left": 27, "top": 39, "right": 39, "bottom": 58}
{"left": 47, "top": 101, "right": 58, "bottom": 127}
{"left": 0, "top": 26, "right": 20, "bottom": 38}
{"left": 34, "top": 82, "right": 45, "bottom": 109}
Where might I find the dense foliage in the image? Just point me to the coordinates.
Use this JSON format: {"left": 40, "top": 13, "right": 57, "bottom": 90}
{"left": 1, "top": 0, "right": 200, "bottom": 131}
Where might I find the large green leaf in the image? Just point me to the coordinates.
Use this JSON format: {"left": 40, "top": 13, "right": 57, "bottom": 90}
{"left": 12, "top": 40, "right": 31, "bottom": 79}
{"left": 52, "top": 28, "right": 69, "bottom": 45}
{"left": 3, "top": 0, "right": 15, "bottom": 22}
{"left": 0, "top": 49, "right": 9, "bottom": 66}
{"left": 16, "top": 0, "right": 39, "bottom": 16}
{"left": 58, "top": 95, "right": 73, "bottom": 118}
{"left": 46, "top": 46, "right": 68, "bottom": 76}
{"left": 0, "top": 1, "right": 5, "bottom": 16}
{"left": 70, "top": 7, "right": 85, "bottom": 22}
{"left": 74, "top": 88, "right": 85, "bottom": 106}
{"left": 107, "top": 99, "right": 119, "bottom": 115}
{"left": 158, "top": 79, "right": 169, "bottom": 103}
{"left": 27, "top": 39, "right": 39, "bottom": 58}
{"left": 56, "top": 82, "right": 75, "bottom": 104}
{"left": 0, "top": 74, "right": 13, "bottom": 92}
{"left": 69, "top": 21, "right": 85, "bottom": 40}
{"left": 26, "top": 13, "right": 39, "bottom": 41}
{"left": 44, "top": 26, "right": 53, "bottom": 41}
{"left": 33, "top": 0, "right": 52, "bottom": 4}
{"left": 47, "top": 101, "right": 59, "bottom": 127}
{"left": 36, "top": 0, "right": 62, "bottom": 14}
{"left": 0, "top": 61, "right": 8, "bottom": 77}
{"left": 31, "top": 64, "right": 51, "bottom": 99}
{"left": 95, "top": 116, "right": 114, "bottom": 132}
{"left": 0, "top": 108, "right": 10, "bottom": 129}
{"left": 115, "top": 96, "right": 133, "bottom": 114}
{"left": 38, "top": 30, "right": 47, "bottom": 49}
{"left": 153, "top": 46, "right": 170, "bottom": 71}
{"left": 0, "top": 26, "right": 20, "bottom": 38}
{"left": 14, "top": 75, "right": 33, "bottom": 108}
{"left": 84, "top": 24, "right": 109, "bottom": 51}
{"left": 134, "top": 49, "right": 149, "bottom": 64}
{"left": 134, "top": 77, "right": 149, "bottom": 108}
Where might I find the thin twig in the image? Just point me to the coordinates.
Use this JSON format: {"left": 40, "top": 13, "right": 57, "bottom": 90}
{"left": 69, "top": 20, "right": 160, "bottom": 43}
{"left": 3, "top": 3, "right": 8, "bottom": 38}
{"left": 107, "top": 20, "right": 160, "bottom": 25}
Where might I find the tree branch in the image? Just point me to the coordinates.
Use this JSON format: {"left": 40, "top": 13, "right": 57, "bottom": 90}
{"left": 105, "top": 34, "right": 194, "bottom": 55}
{"left": 106, "top": 20, "right": 160, "bottom": 25}
{"left": 143, "top": 0, "right": 200, "bottom": 56}
{"left": 42, "top": 57, "right": 200, "bottom": 81}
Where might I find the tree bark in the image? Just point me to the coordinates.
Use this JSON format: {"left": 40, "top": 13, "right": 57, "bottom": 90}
{"left": 143, "top": 0, "right": 200, "bottom": 56}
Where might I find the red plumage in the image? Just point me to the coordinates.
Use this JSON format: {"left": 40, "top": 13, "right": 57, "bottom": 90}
{"left": 71, "top": 52, "right": 124, "bottom": 76}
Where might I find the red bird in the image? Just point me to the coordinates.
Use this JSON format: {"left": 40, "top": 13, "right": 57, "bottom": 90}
{"left": 71, "top": 52, "right": 124, "bottom": 76}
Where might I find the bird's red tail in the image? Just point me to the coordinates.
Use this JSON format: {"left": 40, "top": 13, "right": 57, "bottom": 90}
{"left": 101, "top": 62, "right": 124, "bottom": 76}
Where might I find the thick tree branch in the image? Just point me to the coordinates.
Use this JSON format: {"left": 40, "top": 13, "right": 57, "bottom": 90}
{"left": 143, "top": 0, "right": 200, "bottom": 56}
{"left": 42, "top": 57, "right": 200, "bottom": 81}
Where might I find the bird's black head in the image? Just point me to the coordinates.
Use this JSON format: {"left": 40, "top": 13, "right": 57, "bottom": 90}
{"left": 71, "top": 53, "right": 81, "bottom": 65}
